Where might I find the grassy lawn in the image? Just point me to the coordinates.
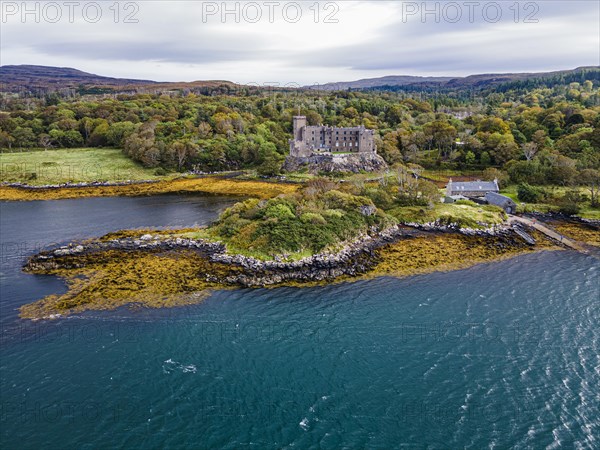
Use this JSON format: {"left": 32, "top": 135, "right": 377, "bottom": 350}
{"left": 575, "top": 208, "right": 600, "bottom": 220}
{"left": 389, "top": 202, "right": 506, "bottom": 228}
{"left": 0, "top": 148, "right": 169, "bottom": 185}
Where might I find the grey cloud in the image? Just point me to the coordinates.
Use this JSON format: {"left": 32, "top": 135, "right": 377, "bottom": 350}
{"left": 31, "top": 37, "right": 276, "bottom": 64}
{"left": 1, "top": 0, "right": 597, "bottom": 82}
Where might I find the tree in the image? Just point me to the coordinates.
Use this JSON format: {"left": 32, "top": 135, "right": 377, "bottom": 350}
{"left": 256, "top": 141, "right": 282, "bottom": 176}
{"left": 0, "top": 130, "right": 15, "bottom": 150}
{"left": 490, "top": 141, "right": 519, "bottom": 166}
{"left": 12, "top": 127, "right": 36, "bottom": 148}
{"left": 579, "top": 169, "right": 600, "bottom": 207}
{"left": 169, "top": 140, "right": 199, "bottom": 171}
{"left": 81, "top": 118, "right": 95, "bottom": 143}
{"left": 482, "top": 168, "right": 509, "bottom": 188}
{"left": 480, "top": 151, "right": 491, "bottom": 166}
{"left": 423, "top": 121, "right": 457, "bottom": 158}
{"left": 531, "top": 130, "right": 551, "bottom": 148}
{"left": 89, "top": 122, "right": 110, "bottom": 147}
{"left": 396, "top": 166, "right": 438, "bottom": 206}
{"left": 517, "top": 183, "right": 546, "bottom": 203}
{"left": 256, "top": 154, "right": 282, "bottom": 176}
{"left": 197, "top": 122, "right": 212, "bottom": 139}
{"left": 521, "top": 142, "right": 538, "bottom": 161}
{"left": 106, "top": 122, "right": 136, "bottom": 147}
{"left": 464, "top": 151, "right": 476, "bottom": 165}
{"left": 547, "top": 154, "right": 578, "bottom": 185}
{"left": 379, "top": 132, "right": 402, "bottom": 164}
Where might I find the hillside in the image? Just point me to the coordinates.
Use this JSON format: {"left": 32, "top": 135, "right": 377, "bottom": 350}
{"left": 310, "top": 75, "right": 454, "bottom": 91}
{"left": 0, "top": 65, "right": 239, "bottom": 94}
{"left": 310, "top": 66, "right": 600, "bottom": 91}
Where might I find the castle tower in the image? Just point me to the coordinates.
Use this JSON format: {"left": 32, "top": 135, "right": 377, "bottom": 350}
{"left": 292, "top": 116, "right": 307, "bottom": 142}
{"left": 358, "top": 129, "right": 375, "bottom": 153}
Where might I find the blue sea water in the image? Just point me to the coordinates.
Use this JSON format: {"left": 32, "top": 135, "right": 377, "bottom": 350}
{"left": 1, "top": 196, "right": 598, "bottom": 449}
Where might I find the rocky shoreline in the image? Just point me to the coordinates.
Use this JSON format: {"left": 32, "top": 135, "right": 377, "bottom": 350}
{"left": 25, "top": 222, "right": 527, "bottom": 288}
{"left": 525, "top": 212, "right": 600, "bottom": 227}
{"left": 2, "top": 180, "right": 162, "bottom": 189}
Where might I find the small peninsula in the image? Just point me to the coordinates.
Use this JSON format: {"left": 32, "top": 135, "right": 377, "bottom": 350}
{"left": 19, "top": 174, "right": 598, "bottom": 320}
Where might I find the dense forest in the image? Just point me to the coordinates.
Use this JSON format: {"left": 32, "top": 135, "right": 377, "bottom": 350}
{"left": 1, "top": 72, "right": 599, "bottom": 191}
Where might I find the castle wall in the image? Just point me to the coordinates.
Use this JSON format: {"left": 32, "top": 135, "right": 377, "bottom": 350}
{"left": 290, "top": 116, "right": 376, "bottom": 156}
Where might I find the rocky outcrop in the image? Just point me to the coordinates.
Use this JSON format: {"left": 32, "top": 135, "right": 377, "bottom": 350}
{"left": 25, "top": 222, "right": 530, "bottom": 288}
{"left": 401, "top": 220, "right": 512, "bottom": 236}
{"left": 25, "top": 227, "right": 411, "bottom": 287}
{"left": 282, "top": 152, "right": 388, "bottom": 174}
{"left": 2, "top": 180, "right": 160, "bottom": 189}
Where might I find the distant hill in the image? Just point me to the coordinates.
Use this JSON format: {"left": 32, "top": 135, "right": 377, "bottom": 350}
{"left": 309, "top": 67, "right": 600, "bottom": 91}
{"left": 1, "top": 64, "right": 598, "bottom": 95}
{"left": 309, "top": 75, "right": 454, "bottom": 91}
{"left": 0, "top": 65, "right": 239, "bottom": 94}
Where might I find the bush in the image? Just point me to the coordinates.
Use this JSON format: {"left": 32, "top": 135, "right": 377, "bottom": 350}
{"left": 154, "top": 167, "right": 168, "bottom": 176}
{"left": 482, "top": 167, "right": 509, "bottom": 188}
{"left": 364, "top": 188, "right": 394, "bottom": 210}
{"left": 300, "top": 212, "right": 326, "bottom": 225}
{"left": 517, "top": 183, "right": 546, "bottom": 203}
{"left": 264, "top": 203, "right": 295, "bottom": 220}
{"left": 556, "top": 190, "right": 582, "bottom": 215}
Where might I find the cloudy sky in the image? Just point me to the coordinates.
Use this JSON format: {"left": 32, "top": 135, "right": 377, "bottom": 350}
{"left": 1, "top": 1, "right": 599, "bottom": 84}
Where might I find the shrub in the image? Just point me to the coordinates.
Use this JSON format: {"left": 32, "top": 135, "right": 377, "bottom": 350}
{"left": 300, "top": 212, "right": 326, "bottom": 225}
{"left": 264, "top": 203, "right": 295, "bottom": 220}
{"left": 517, "top": 183, "right": 546, "bottom": 203}
{"left": 556, "top": 190, "right": 582, "bottom": 215}
{"left": 364, "top": 188, "right": 394, "bottom": 210}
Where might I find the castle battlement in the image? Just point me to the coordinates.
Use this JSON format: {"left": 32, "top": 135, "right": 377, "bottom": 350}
{"left": 289, "top": 116, "right": 376, "bottom": 157}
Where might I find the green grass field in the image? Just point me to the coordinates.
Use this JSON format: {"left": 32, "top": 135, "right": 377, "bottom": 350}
{"left": 0, "top": 148, "right": 168, "bottom": 185}
{"left": 388, "top": 202, "right": 506, "bottom": 228}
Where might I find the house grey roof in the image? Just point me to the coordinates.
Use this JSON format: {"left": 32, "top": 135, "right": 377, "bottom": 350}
{"left": 485, "top": 192, "right": 515, "bottom": 205}
{"left": 447, "top": 180, "right": 498, "bottom": 192}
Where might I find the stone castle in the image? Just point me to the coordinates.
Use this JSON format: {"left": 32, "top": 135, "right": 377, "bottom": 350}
{"left": 289, "top": 116, "right": 376, "bottom": 157}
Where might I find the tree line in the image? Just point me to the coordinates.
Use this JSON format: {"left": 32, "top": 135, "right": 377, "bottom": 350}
{"left": 0, "top": 76, "right": 598, "bottom": 188}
